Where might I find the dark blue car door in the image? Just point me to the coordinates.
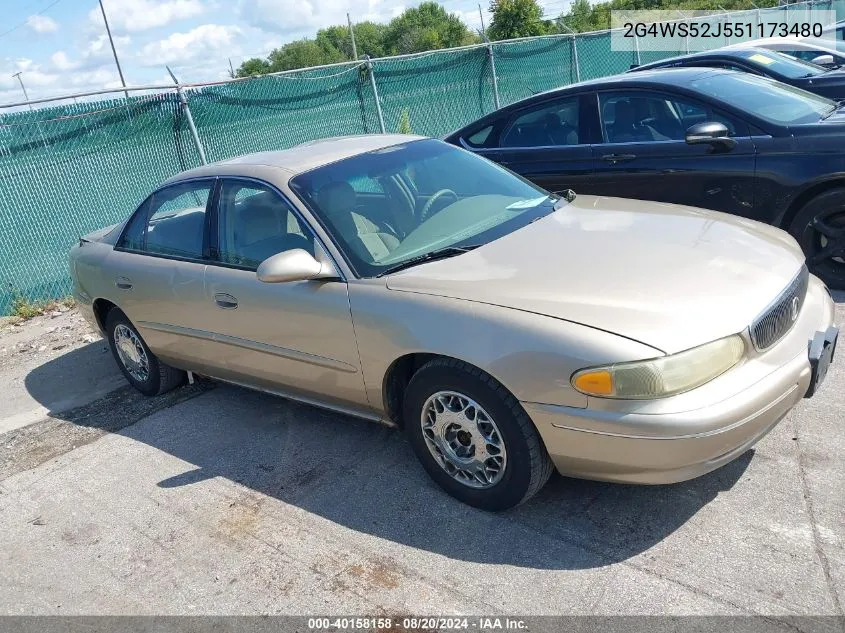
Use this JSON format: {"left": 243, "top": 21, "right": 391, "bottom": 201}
{"left": 585, "top": 89, "right": 759, "bottom": 218}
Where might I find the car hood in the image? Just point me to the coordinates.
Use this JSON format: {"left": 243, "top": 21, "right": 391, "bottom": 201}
{"left": 385, "top": 195, "right": 805, "bottom": 354}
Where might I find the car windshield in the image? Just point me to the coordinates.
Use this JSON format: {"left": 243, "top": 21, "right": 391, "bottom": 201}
{"left": 688, "top": 71, "right": 835, "bottom": 124}
{"left": 738, "top": 49, "right": 827, "bottom": 78}
{"left": 289, "top": 139, "right": 558, "bottom": 277}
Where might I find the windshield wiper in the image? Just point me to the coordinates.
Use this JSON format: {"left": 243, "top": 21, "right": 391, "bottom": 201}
{"left": 551, "top": 189, "right": 577, "bottom": 209}
{"left": 820, "top": 104, "right": 841, "bottom": 120}
{"left": 375, "top": 244, "right": 482, "bottom": 278}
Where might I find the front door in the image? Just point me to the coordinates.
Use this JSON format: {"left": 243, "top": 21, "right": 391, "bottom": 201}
{"left": 587, "top": 90, "right": 758, "bottom": 218}
{"left": 202, "top": 178, "right": 370, "bottom": 414}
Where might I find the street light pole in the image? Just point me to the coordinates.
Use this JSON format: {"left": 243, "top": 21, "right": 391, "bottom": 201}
{"left": 98, "top": 0, "right": 129, "bottom": 100}
{"left": 11, "top": 72, "right": 33, "bottom": 110}
{"left": 12, "top": 71, "right": 49, "bottom": 146}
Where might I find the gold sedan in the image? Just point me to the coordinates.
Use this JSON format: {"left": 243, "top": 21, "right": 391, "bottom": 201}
{"left": 69, "top": 135, "right": 838, "bottom": 510}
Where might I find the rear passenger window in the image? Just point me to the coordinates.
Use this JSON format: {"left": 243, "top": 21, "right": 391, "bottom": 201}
{"left": 119, "top": 181, "right": 212, "bottom": 259}
{"left": 500, "top": 98, "right": 581, "bottom": 148}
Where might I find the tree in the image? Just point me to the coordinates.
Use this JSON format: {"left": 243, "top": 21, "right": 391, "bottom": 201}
{"left": 237, "top": 57, "right": 271, "bottom": 76}
{"left": 384, "top": 2, "right": 477, "bottom": 54}
{"left": 553, "top": 0, "right": 780, "bottom": 34}
{"left": 235, "top": 2, "right": 478, "bottom": 77}
{"left": 267, "top": 39, "right": 346, "bottom": 72}
{"left": 488, "top": 0, "right": 550, "bottom": 40}
{"left": 352, "top": 21, "right": 390, "bottom": 58}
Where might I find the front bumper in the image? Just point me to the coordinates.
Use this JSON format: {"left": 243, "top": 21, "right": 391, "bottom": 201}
{"left": 523, "top": 277, "right": 837, "bottom": 485}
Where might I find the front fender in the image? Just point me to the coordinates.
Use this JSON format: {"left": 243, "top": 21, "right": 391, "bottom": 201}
{"left": 348, "top": 281, "right": 663, "bottom": 415}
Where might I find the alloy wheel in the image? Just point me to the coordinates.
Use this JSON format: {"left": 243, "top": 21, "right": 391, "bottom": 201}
{"left": 113, "top": 324, "right": 150, "bottom": 382}
{"left": 808, "top": 210, "right": 845, "bottom": 270}
{"left": 420, "top": 391, "right": 507, "bottom": 489}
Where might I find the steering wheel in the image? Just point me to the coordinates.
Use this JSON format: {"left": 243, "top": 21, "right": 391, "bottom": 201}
{"left": 419, "top": 189, "right": 459, "bottom": 222}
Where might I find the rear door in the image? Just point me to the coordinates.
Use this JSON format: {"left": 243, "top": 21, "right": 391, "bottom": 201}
{"left": 471, "top": 93, "right": 597, "bottom": 193}
{"left": 587, "top": 89, "right": 758, "bottom": 217}
{"left": 107, "top": 178, "right": 222, "bottom": 373}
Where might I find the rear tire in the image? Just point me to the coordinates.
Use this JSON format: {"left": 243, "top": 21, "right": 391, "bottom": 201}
{"left": 105, "top": 309, "right": 186, "bottom": 397}
{"left": 788, "top": 189, "right": 845, "bottom": 290}
{"left": 403, "top": 358, "right": 554, "bottom": 511}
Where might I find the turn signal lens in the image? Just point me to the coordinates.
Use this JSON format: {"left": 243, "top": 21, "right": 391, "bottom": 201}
{"left": 573, "top": 370, "right": 613, "bottom": 396}
{"left": 571, "top": 335, "right": 745, "bottom": 399}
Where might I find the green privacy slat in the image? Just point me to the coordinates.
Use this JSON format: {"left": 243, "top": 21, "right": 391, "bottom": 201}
{"left": 1, "top": 0, "right": 842, "bottom": 314}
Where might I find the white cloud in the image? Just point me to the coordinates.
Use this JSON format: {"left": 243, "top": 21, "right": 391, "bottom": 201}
{"left": 238, "top": 0, "right": 403, "bottom": 35}
{"left": 27, "top": 14, "right": 59, "bottom": 33}
{"left": 140, "top": 24, "right": 243, "bottom": 67}
{"left": 50, "top": 51, "right": 76, "bottom": 71}
{"left": 88, "top": 0, "right": 205, "bottom": 32}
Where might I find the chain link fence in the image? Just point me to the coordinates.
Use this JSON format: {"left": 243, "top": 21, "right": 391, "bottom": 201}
{"left": 0, "top": 0, "right": 841, "bottom": 313}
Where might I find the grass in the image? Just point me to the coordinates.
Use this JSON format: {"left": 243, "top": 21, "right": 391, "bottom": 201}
{"left": 8, "top": 291, "right": 76, "bottom": 322}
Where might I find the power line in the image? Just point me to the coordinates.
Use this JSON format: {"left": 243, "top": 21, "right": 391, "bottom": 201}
{"left": 0, "top": 0, "right": 64, "bottom": 39}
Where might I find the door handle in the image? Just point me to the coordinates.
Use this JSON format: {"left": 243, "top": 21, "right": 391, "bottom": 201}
{"left": 214, "top": 293, "right": 238, "bottom": 310}
{"left": 115, "top": 276, "right": 133, "bottom": 290}
{"left": 601, "top": 153, "right": 637, "bottom": 163}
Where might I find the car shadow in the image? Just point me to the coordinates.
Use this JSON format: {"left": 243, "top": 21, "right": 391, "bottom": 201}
{"left": 25, "top": 347, "right": 752, "bottom": 571}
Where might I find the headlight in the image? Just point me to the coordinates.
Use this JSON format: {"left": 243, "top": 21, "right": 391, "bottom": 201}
{"left": 571, "top": 335, "right": 745, "bottom": 399}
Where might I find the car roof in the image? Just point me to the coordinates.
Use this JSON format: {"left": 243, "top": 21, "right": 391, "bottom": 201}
{"left": 165, "top": 133, "right": 426, "bottom": 184}
{"left": 528, "top": 66, "right": 733, "bottom": 97}
{"left": 635, "top": 46, "right": 779, "bottom": 69}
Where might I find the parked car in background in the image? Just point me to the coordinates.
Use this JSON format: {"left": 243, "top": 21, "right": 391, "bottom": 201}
{"left": 445, "top": 68, "right": 845, "bottom": 288}
{"left": 823, "top": 18, "right": 845, "bottom": 41}
{"left": 628, "top": 47, "right": 845, "bottom": 100}
{"left": 68, "top": 135, "right": 837, "bottom": 510}
{"left": 723, "top": 37, "right": 845, "bottom": 69}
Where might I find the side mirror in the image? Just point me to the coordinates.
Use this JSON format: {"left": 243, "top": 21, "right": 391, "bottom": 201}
{"left": 256, "top": 249, "right": 339, "bottom": 283}
{"left": 811, "top": 54, "right": 835, "bottom": 67}
{"left": 685, "top": 121, "right": 737, "bottom": 150}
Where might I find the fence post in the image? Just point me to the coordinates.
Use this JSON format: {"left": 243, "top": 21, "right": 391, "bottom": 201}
{"left": 167, "top": 66, "right": 208, "bottom": 165}
{"left": 364, "top": 55, "right": 387, "bottom": 134}
{"left": 633, "top": 33, "right": 641, "bottom": 66}
{"left": 487, "top": 42, "right": 501, "bottom": 110}
{"left": 572, "top": 35, "right": 581, "bottom": 83}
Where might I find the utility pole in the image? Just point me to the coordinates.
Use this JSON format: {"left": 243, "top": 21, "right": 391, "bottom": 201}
{"left": 228, "top": 57, "right": 236, "bottom": 78}
{"left": 478, "top": 4, "right": 501, "bottom": 110}
{"left": 347, "top": 13, "right": 358, "bottom": 60}
{"left": 478, "top": 3, "right": 488, "bottom": 38}
{"left": 98, "top": 0, "right": 129, "bottom": 100}
{"left": 12, "top": 71, "right": 48, "bottom": 146}
{"left": 11, "top": 72, "right": 33, "bottom": 110}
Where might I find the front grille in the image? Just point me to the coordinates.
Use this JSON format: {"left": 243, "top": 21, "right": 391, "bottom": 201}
{"left": 750, "top": 265, "right": 809, "bottom": 351}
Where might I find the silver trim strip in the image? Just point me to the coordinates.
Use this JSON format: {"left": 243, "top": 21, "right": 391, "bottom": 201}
{"left": 137, "top": 321, "right": 359, "bottom": 373}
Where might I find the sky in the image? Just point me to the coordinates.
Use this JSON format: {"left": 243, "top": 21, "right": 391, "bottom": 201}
{"left": 0, "top": 0, "right": 571, "bottom": 107}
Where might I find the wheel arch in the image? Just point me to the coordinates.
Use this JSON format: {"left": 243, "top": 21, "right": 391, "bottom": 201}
{"left": 92, "top": 298, "right": 119, "bottom": 334}
{"left": 779, "top": 177, "right": 845, "bottom": 231}
{"left": 382, "top": 352, "right": 514, "bottom": 427}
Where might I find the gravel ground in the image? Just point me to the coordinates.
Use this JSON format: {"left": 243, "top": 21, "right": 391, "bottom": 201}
{"left": 0, "top": 301, "right": 843, "bottom": 618}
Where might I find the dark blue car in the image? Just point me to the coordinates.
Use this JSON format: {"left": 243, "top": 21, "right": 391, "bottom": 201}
{"left": 629, "top": 47, "right": 845, "bottom": 100}
{"left": 445, "top": 67, "right": 845, "bottom": 288}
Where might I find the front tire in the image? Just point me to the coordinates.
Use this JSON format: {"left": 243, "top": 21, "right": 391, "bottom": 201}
{"left": 403, "top": 358, "right": 554, "bottom": 511}
{"left": 788, "top": 189, "right": 845, "bottom": 290}
{"left": 105, "top": 309, "right": 186, "bottom": 397}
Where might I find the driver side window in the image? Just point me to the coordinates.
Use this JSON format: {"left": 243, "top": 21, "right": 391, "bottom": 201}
{"left": 216, "top": 180, "right": 314, "bottom": 270}
{"left": 599, "top": 91, "right": 743, "bottom": 143}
